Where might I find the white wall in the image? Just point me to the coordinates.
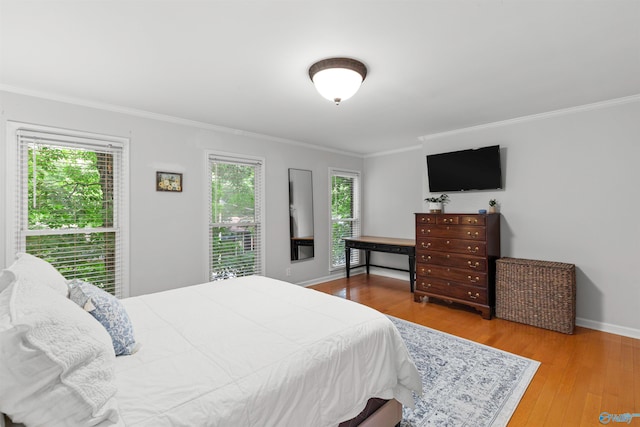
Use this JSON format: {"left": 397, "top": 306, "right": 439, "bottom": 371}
{"left": 364, "top": 97, "right": 640, "bottom": 337}
{"left": 362, "top": 147, "right": 424, "bottom": 273}
{"left": 0, "top": 91, "right": 363, "bottom": 296}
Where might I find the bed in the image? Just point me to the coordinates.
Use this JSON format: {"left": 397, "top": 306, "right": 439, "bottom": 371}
{"left": 0, "top": 254, "right": 422, "bottom": 427}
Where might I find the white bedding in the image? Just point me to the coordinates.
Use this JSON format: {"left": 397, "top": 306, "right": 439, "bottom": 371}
{"left": 115, "top": 276, "right": 422, "bottom": 427}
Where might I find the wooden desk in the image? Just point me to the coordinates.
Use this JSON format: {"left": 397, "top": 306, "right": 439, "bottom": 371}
{"left": 343, "top": 236, "right": 416, "bottom": 292}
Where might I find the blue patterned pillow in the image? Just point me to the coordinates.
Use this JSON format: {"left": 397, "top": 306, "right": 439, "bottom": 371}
{"left": 68, "top": 279, "right": 137, "bottom": 356}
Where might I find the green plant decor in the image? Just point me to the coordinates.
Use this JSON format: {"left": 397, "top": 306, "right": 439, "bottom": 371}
{"left": 424, "top": 194, "right": 450, "bottom": 204}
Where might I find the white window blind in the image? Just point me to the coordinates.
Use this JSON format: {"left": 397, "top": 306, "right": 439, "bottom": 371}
{"left": 330, "top": 168, "right": 361, "bottom": 270}
{"left": 14, "top": 128, "right": 127, "bottom": 297}
{"left": 208, "top": 154, "right": 264, "bottom": 280}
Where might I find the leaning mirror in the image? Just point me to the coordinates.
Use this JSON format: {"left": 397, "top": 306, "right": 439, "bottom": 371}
{"left": 289, "top": 168, "right": 314, "bottom": 261}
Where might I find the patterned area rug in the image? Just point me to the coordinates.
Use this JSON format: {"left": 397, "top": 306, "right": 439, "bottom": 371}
{"left": 389, "top": 316, "right": 540, "bottom": 427}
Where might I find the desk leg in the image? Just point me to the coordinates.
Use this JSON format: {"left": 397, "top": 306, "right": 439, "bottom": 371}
{"left": 345, "top": 247, "right": 351, "bottom": 278}
{"left": 365, "top": 250, "right": 370, "bottom": 275}
{"left": 408, "top": 254, "right": 416, "bottom": 293}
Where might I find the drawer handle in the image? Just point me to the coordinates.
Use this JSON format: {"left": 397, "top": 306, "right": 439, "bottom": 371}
{"left": 468, "top": 292, "right": 480, "bottom": 300}
{"left": 468, "top": 261, "right": 480, "bottom": 269}
{"left": 421, "top": 228, "right": 430, "bottom": 234}
{"left": 421, "top": 255, "right": 431, "bottom": 261}
{"left": 467, "top": 231, "right": 479, "bottom": 238}
{"left": 468, "top": 275, "right": 480, "bottom": 283}
{"left": 467, "top": 218, "right": 478, "bottom": 224}
{"left": 467, "top": 246, "right": 479, "bottom": 253}
{"left": 421, "top": 242, "right": 431, "bottom": 248}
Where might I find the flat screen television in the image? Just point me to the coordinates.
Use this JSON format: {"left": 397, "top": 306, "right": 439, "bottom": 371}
{"left": 426, "top": 145, "right": 502, "bottom": 192}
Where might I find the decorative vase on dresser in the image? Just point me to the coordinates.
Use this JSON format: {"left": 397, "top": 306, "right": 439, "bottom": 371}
{"left": 414, "top": 213, "right": 501, "bottom": 319}
{"left": 428, "top": 202, "right": 443, "bottom": 213}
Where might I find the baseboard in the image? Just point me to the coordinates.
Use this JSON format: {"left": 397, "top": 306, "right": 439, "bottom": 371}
{"left": 306, "top": 267, "right": 410, "bottom": 284}
{"left": 297, "top": 271, "right": 640, "bottom": 341}
{"left": 368, "top": 267, "right": 411, "bottom": 282}
{"left": 296, "top": 267, "right": 365, "bottom": 288}
{"left": 371, "top": 270, "right": 640, "bottom": 340}
{"left": 576, "top": 317, "right": 640, "bottom": 340}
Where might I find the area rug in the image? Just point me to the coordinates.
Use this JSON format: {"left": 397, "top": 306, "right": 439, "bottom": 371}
{"left": 388, "top": 316, "right": 540, "bottom": 427}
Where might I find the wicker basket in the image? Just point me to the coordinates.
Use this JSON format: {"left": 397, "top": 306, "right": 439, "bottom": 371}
{"left": 496, "top": 257, "right": 576, "bottom": 334}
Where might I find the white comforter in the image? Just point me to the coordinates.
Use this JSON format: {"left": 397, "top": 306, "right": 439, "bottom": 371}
{"left": 115, "top": 276, "right": 422, "bottom": 427}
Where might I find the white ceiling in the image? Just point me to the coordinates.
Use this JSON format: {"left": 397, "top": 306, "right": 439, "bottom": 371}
{"left": 1, "top": 0, "right": 639, "bottom": 156}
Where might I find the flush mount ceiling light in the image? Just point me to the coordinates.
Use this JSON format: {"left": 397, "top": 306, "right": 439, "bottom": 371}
{"left": 309, "top": 57, "right": 367, "bottom": 105}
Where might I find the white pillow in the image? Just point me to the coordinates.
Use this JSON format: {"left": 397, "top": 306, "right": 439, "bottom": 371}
{"left": 3, "top": 253, "right": 69, "bottom": 297}
{"left": 0, "top": 273, "right": 122, "bottom": 426}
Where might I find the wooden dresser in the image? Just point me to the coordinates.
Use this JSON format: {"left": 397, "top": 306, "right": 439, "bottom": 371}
{"left": 414, "top": 213, "right": 500, "bottom": 319}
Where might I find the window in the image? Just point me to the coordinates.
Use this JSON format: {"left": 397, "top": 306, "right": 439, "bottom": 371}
{"left": 8, "top": 123, "right": 129, "bottom": 297}
{"left": 208, "top": 153, "right": 264, "bottom": 280}
{"left": 329, "top": 168, "right": 361, "bottom": 270}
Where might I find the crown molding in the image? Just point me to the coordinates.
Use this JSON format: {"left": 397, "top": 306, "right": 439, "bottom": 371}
{"left": 4, "top": 84, "right": 637, "bottom": 159}
{"left": 0, "top": 84, "right": 364, "bottom": 158}
{"left": 364, "top": 144, "right": 422, "bottom": 159}
{"left": 418, "top": 94, "right": 640, "bottom": 142}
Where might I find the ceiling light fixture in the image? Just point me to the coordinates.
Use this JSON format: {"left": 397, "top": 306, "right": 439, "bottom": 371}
{"left": 309, "top": 57, "right": 367, "bottom": 105}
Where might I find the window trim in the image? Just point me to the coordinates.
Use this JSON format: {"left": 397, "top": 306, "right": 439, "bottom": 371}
{"left": 5, "top": 121, "right": 130, "bottom": 297}
{"left": 328, "top": 167, "right": 361, "bottom": 272}
{"left": 204, "top": 150, "right": 266, "bottom": 281}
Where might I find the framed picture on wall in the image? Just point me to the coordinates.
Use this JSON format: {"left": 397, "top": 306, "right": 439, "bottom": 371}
{"left": 156, "top": 171, "right": 183, "bottom": 192}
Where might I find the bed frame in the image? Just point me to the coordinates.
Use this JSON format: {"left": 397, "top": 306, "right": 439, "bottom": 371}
{"left": 340, "top": 399, "right": 402, "bottom": 427}
{"left": 3, "top": 400, "right": 402, "bottom": 427}
{"left": 359, "top": 400, "right": 402, "bottom": 427}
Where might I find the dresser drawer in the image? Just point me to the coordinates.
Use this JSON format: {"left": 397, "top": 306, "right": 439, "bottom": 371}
{"left": 417, "top": 251, "right": 487, "bottom": 271}
{"left": 415, "top": 278, "right": 488, "bottom": 304}
{"left": 417, "top": 237, "right": 487, "bottom": 256}
{"left": 421, "top": 215, "right": 484, "bottom": 225}
{"left": 415, "top": 214, "right": 463, "bottom": 225}
{"left": 459, "top": 215, "right": 486, "bottom": 226}
{"left": 416, "top": 225, "right": 486, "bottom": 240}
{"left": 416, "top": 264, "right": 487, "bottom": 286}
{"left": 416, "top": 214, "right": 437, "bottom": 224}
{"left": 437, "top": 215, "right": 460, "bottom": 225}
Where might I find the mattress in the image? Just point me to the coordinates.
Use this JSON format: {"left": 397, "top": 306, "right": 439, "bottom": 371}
{"left": 114, "top": 276, "right": 422, "bottom": 426}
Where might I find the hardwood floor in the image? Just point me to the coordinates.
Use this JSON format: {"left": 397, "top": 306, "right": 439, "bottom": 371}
{"left": 310, "top": 274, "right": 640, "bottom": 427}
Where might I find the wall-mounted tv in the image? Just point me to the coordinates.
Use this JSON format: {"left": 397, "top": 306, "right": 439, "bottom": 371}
{"left": 426, "top": 145, "right": 502, "bottom": 192}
